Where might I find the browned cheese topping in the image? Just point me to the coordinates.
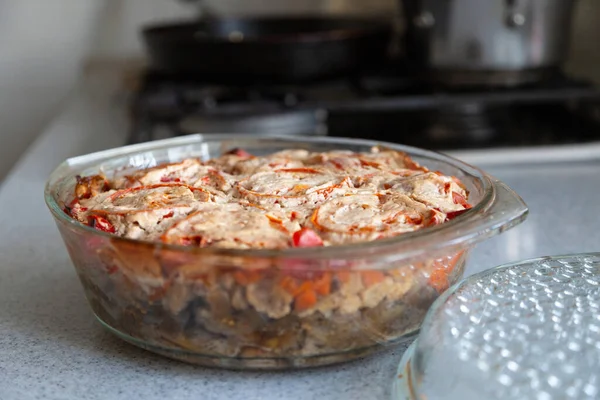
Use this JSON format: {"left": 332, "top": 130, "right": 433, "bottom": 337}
{"left": 66, "top": 147, "right": 472, "bottom": 249}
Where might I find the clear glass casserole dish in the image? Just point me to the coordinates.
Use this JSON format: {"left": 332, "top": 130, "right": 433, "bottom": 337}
{"left": 44, "top": 135, "right": 528, "bottom": 369}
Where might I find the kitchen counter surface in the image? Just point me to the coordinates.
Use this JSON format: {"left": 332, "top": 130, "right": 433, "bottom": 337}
{"left": 1, "top": 67, "right": 600, "bottom": 400}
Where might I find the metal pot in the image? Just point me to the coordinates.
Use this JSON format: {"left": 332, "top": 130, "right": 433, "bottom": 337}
{"left": 177, "top": 0, "right": 398, "bottom": 17}
{"left": 402, "top": 0, "right": 577, "bottom": 86}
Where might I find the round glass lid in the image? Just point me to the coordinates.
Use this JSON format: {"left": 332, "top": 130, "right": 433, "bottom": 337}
{"left": 395, "top": 253, "right": 600, "bottom": 400}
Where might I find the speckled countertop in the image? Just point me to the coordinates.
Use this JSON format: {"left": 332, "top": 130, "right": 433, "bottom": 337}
{"left": 1, "top": 68, "right": 600, "bottom": 400}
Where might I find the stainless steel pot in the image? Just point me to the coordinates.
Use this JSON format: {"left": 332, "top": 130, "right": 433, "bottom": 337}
{"left": 402, "top": 0, "right": 577, "bottom": 86}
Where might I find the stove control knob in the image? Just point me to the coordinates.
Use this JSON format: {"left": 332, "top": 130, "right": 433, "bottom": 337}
{"left": 413, "top": 11, "right": 435, "bottom": 29}
{"left": 506, "top": 12, "right": 526, "bottom": 28}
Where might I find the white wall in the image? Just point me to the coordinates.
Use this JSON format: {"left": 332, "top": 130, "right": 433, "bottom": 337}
{"left": 91, "top": 0, "right": 192, "bottom": 60}
{"left": 0, "top": 0, "right": 102, "bottom": 180}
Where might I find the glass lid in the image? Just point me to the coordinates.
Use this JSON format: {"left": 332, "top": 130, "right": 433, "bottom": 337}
{"left": 394, "top": 253, "right": 600, "bottom": 400}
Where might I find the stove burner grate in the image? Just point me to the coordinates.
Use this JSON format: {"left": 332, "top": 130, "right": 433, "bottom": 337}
{"left": 128, "top": 68, "right": 600, "bottom": 150}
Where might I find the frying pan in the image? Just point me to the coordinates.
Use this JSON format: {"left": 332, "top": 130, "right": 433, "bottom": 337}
{"left": 142, "top": 16, "right": 393, "bottom": 83}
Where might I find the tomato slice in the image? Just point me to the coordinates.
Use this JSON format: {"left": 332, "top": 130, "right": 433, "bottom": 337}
{"left": 179, "top": 235, "right": 207, "bottom": 247}
{"left": 162, "top": 211, "right": 175, "bottom": 219}
{"left": 452, "top": 191, "right": 471, "bottom": 208}
{"left": 292, "top": 228, "right": 324, "bottom": 248}
{"left": 225, "top": 148, "right": 253, "bottom": 158}
{"left": 445, "top": 209, "right": 470, "bottom": 221}
{"left": 88, "top": 215, "right": 115, "bottom": 233}
{"left": 160, "top": 176, "right": 181, "bottom": 183}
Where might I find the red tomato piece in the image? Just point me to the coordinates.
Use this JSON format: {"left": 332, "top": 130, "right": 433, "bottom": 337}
{"left": 160, "top": 176, "right": 181, "bottom": 183}
{"left": 88, "top": 215, "right": 116, "bottom": 233}
{"left": 292, "top": 228, "right": 324, "bottom": 247}
{"left": 179, "top": 235, "right": 210, "bottom": 247}
{"left": 452, "top": 192, "right": 471, "bottom": 208}
{"left": 330, "top": 160, "right": 345, "bottom": 170}
{"left": 225, "top": 148, "right": 253, "bottom": 158}
{"left": 163, "top": 211, "right": 175, "bottom": 219}
{"left": 445, "top": 209, "right": 470, "bottom": 221}
{"left": 443, "top": 182, "right": 452, "bottom": 194}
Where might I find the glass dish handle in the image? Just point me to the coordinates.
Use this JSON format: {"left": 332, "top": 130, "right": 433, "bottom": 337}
{"left": 474, "top": 178, "right": 528, "bottom": 238}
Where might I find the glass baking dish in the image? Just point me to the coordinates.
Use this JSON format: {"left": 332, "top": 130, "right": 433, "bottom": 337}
{"left": 44, "top": 134, "right": 528, "bottom": 369}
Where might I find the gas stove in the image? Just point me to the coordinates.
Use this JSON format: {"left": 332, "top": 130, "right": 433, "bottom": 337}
{"left": 128, "top": 68, "right": 600, "bottom": 151}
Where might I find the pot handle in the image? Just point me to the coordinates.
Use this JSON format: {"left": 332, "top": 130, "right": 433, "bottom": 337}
{"left": 505, "top": 0, "right": 527, "bottom": 28}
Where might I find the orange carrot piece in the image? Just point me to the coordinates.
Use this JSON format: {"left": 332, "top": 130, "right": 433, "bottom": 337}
{"left": 293, "top": 281, "right": 314, "bottom": 297}
{"left": 428, "top": 268, "right": 449, "bottom": 292}
{"left": 294, "top": 289, "right": 318, "bottom": 312}
{"left": 361, "top": 271, "right": 386, "bottom": 288}
{"left": 336, "top": 271, "right": 351, "bottom": 283}
{"left": 314, "top": 273, "right": 332, "bottom": 296}
{"left": 280, "top": 275, "right": 300, "bottom": 294}
{"left": 428, "top": 251, "right": 464, "bottom": 292}
{"left": 233, "top": 270, "right": 262, "bottom": 286}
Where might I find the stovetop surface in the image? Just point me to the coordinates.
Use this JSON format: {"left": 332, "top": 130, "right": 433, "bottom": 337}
{"left": 128, "top": 68, "right": 600, "bottom": 150}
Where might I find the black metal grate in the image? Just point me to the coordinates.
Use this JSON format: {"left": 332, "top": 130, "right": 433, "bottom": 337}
{"left": 128, "top": 68, "right": 600, "bottom": 150}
